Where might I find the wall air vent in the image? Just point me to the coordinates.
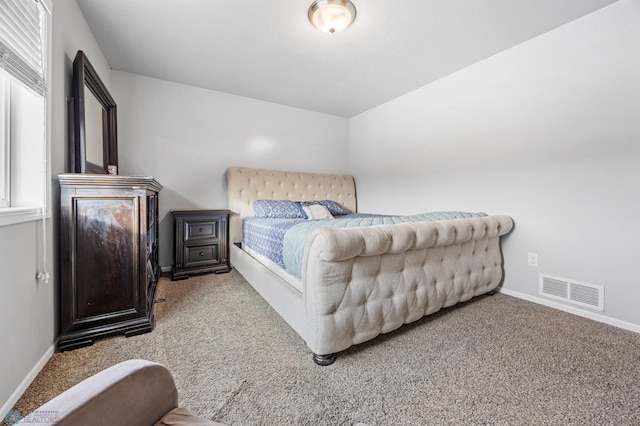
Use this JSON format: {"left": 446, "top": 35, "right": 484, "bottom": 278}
{"left": 539, "top": 274, "right": 604, "bottom": 311}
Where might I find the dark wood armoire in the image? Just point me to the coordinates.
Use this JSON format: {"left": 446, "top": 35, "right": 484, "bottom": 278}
{"left": 58, "top": 174, "right": 162, "bottom": 351}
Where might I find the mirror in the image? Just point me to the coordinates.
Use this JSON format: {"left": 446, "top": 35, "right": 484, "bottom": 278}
{"left": 70, "top": 50, "right": 118, "bottom": 174}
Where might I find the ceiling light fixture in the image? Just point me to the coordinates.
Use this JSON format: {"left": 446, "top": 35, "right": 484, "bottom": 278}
{"left": 308, "top": 0, "right": 356, "bottom": 34}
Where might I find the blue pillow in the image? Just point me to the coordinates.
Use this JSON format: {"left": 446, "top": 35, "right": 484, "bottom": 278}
{"left": 253, "top": 200, "right": 305, "bottom": 218}
{"left": 299, "top": 200, "right": 346, "bottom": 216}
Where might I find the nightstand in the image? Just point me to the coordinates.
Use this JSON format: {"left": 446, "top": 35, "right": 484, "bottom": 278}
{"left": 171, "top": 209, "right": 231, "bottom": 280}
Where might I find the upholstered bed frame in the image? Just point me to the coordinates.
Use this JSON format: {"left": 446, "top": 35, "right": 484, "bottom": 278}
{"left": 226, "top": 166, "right": 513, "bottom": 365}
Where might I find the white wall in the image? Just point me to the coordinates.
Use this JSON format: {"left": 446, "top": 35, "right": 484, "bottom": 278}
{"left": 0, "top": 0, "right": 112, "bottom": 417}
{"left": 350, "top": 0, "right": 640, "bottom": 327}
{"left": 111, "top": 71, "right": 349, "bottom": 268}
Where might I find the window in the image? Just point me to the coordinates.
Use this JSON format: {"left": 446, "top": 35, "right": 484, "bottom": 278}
{"left": 0, "top": 74, "right": 8, "bottom": 207}
{"left": 0, "top": 0, "right": 51, "bottom": 226}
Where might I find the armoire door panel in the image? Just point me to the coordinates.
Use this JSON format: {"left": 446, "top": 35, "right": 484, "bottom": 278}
{"left": 73, "top": 197, "right": 140, "bottom": 320}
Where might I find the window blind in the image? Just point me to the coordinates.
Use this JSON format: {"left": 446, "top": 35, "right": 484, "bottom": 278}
{"left": 0, "top": 0, "right": 47, "bottom": 96}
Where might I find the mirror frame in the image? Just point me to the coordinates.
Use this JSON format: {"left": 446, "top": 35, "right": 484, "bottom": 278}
{"left": 70, "top": 50, "right": 118, "bottom": 174}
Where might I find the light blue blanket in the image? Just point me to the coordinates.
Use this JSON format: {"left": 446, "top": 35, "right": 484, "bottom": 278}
{"left": 282, "top": 211, "right": 486, "bottom": 278}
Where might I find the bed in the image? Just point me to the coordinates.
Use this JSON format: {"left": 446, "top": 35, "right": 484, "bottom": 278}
{"left": 226, "top": 166, "right": 513, "bottom": 365}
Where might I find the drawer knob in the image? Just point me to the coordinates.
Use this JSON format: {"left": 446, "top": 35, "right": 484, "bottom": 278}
{"left": 199, "top": 251, "right": 205, "bottom": 256}
{"left": 199, "top": 227, "right": 205, "bottom": 232}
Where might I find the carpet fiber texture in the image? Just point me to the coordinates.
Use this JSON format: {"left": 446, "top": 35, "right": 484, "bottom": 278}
{"left": 7, "top": 270, "right": 640, "bottom": 425}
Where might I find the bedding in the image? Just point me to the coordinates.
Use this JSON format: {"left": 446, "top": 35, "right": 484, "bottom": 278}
{"left": 298, "top": 200, "right": 347, "bottom": 217}
{"left": 253, "top": 199, "right": 306, "bottom": 218}
{"left": 301, "top": 204, "right": 334, "bottom": 220}
{"left": 244, "top": 210, "right": 486, "bottom": 279}
{"left": 252, "top": 199, "right": 348, "bottom": 219}
{"left": 242, "top": 217, "right": 305, "bottom": 268}
{"left": 243, "top": 213, "right": 380, "bottom": 268}
{"left": 226, "top": 166, "right": 514, "bottom": 366}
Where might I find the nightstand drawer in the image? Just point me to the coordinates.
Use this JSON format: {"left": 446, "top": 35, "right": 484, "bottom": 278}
{"left": 184, "top": 245, "right": 219, "bottom": 267}
{"left": 185, "top": 220, "right": 218, "bottom": 243}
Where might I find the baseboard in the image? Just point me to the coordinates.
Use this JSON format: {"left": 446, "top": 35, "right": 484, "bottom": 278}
{"left": 0, "top": 344, "right": 55, "bottom": 421}
{"left": 498, "top": 287, "right": 640, "bottom": 334}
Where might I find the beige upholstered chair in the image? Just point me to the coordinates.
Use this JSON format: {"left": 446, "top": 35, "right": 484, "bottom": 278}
{"left": 17, "top": 359, "right": 223, "bottom": 426}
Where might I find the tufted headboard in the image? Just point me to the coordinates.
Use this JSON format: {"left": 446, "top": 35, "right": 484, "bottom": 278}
{"left": 226, "top": 167, "right": 357, "bottom": 243}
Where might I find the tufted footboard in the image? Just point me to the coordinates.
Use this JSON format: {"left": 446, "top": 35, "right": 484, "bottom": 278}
{"left": 302, "top": 215, "right": 513, "bottom": 357}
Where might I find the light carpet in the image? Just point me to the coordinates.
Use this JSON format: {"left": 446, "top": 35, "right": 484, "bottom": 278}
{"left": 6, "top": 270, "right": 640, "bottom": 425}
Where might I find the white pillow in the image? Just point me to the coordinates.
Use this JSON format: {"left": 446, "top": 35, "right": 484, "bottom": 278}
{"left": 302, "top": 204, "right": 334, "bottom": 220}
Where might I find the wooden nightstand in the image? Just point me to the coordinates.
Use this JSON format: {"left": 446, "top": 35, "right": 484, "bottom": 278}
{"left": 171, "top": 210, "right": 231, "bottom": 280}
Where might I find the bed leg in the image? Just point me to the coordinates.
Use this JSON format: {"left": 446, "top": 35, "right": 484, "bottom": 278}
{"left": 313, "top": 353, "right": 336, "bottom": 366}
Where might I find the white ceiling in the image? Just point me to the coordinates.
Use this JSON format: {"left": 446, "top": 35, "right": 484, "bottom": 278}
{"left": 76, "top": 0, "right": 619, "bottom": 118}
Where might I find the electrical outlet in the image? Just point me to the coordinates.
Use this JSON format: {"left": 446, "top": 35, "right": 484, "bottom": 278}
{"left": 527, "top": 253, "right": 538, "bottom": 267}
